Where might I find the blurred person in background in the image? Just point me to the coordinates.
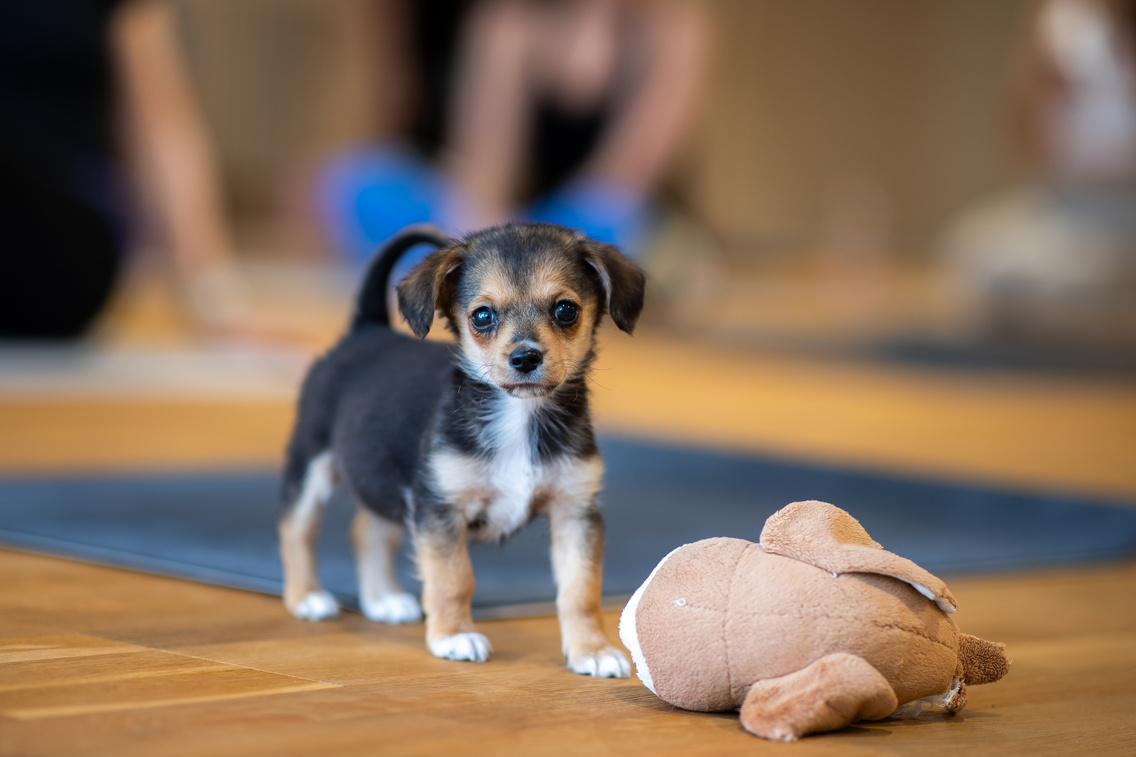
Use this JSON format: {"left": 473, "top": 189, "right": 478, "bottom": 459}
{"left": 940, "top": 0, "right": 1136, "bottom": 352}
{"left": 317, "top": 0, "right": 709, "bottom": 282}
{"left": 0, "top": 0, "right": 247, "bottom": 339}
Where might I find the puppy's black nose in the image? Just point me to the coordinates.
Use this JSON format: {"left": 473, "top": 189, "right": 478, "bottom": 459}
{"left": 508, "top": 347, "right": 543, "bottom": 374}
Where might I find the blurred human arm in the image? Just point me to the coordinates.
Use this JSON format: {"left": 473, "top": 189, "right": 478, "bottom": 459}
{"left": 110, "top": 0, "right": 247, "bottom": 328}
{"left": 443, "top": 0, "right": 710, "bottom": 229}
{"left": 444, "top": 0, "right": 535, "bottom": 226}
{"left": 577, "top": 0, "right": 711, "bottom": 193}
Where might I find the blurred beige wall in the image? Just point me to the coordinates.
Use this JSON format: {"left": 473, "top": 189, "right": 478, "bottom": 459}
{"left": 695, "top": 0, "right": 1035, "bottom": 257}
{"left": 177, "top": 0, "right": 1036, "bottom": 259}
{"left": 177, "top": 0, "right": 393, "bottom": 239}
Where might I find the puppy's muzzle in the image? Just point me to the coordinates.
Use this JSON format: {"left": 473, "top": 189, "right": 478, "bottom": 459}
{"left": 508, "top": 346, "right": 543, "bottom": 375}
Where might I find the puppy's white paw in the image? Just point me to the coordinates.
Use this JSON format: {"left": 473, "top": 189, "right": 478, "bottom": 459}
{"left": 569, "top": 647, "right": 631, "bottom": 678}
{"left": 361, "top": 592, "right": 422, "bottom": 624}
{"left": 293, "top": 590, "right": 340, "bottom": 621}
{"left": 429, "top": 632, "right": 493, "bottom": 663}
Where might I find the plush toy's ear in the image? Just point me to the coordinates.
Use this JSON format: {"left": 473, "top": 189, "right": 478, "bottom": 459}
{"left": 396, "top": 245, "right": 466, "bottom": 338}
{"left": 581, "top": 240, "right": 646, "bottom": 334}
{"left": 760, "top": 501, "right": 958, "bottom": 613}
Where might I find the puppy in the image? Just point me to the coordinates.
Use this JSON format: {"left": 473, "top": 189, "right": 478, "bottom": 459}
{"left": 279, "top": 222, "right": 645, "bottom": 677}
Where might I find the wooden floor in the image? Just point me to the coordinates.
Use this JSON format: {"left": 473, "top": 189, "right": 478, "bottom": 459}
{"left": 3, "top": 551, "right": 1135, "bottom": 756}
{"left": 2, "top": 311, "right": 1136, "bottom": 754}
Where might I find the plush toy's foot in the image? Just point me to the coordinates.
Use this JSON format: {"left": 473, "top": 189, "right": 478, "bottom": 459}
{"left": 739, "top": 653, "right": 899, "bottom": 741}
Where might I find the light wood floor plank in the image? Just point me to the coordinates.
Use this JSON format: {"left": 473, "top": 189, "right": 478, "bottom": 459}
{"left": 2, "top": 328, "right": 1134, "bottom": 753}
{"left": 3, "top": 332, "right": 1133, "bottom": 499}
{"left": 2, "top": 548, "right": 1135, "bottom": 755}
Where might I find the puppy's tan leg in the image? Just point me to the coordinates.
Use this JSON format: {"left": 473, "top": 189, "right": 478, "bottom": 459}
{"left": 549, "top": 504, "right": 630, "bottom": 678}
{"left": 413, "top": 526, "right": 491, "bottom": 662}
{"left": 351, "top": 509, "right": 421, "bottom": 624}
{"left": 279, "top": 451, "right": 339, "bottom": 620}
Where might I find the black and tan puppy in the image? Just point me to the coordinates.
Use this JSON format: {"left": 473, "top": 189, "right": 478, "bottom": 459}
{"left": 279, "top": 222, "right": 644, "bottom": 677}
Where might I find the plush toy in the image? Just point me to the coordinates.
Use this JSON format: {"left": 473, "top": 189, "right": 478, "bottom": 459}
{"left": 618, "top": 500, "right": 1009, "bottom": 741}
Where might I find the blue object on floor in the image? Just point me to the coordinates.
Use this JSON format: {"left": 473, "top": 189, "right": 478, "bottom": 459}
{"left": 1, "top": 436, "right": 1134, "bottom": 615}
{"left": 524, "top": 179, "right": 657, "bottom": 259}
{"left": 316, "top": 145, "right": 452, "bottom": 269}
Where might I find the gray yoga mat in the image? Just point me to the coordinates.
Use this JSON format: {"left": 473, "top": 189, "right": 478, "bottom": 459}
{"left": 1, "top": 436, "right": 1135, "bottom": 614}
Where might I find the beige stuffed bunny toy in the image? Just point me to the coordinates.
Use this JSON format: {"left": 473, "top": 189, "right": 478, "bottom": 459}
{"left": 618, "top": 500, "right": 1009, "bottom": 741}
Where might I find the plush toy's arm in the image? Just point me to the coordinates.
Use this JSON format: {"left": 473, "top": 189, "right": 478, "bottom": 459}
{"left": 760, "top": 501, "right": 958, "bottom": 613}
{"left": 958, "top": 633, "right": 1010, "bottom": 685}
{"left": 739, "top": 653, "right": 899, "bottom": 741}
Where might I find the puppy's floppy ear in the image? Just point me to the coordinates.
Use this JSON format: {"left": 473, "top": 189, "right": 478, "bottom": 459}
{"left": 582, "top": 240, "right": 646, "bottom": 334}
{"left": 397, "top": 245, "right": 466, "bottom": 338}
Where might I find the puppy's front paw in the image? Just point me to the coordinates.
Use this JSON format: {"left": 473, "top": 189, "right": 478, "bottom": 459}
{"left": 429, "top": 632, "right": 492, "bottom": 663}
{"left": 291, "top": 590, "right": 340, "bottom": 621}
{"left": 568, "top": 647, "right": 631, "bottom": 678}
{"left": 361, "top": 592, "right": 422, "bottom": 624}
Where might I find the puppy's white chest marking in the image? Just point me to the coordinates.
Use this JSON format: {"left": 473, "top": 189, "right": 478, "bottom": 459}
{"left": 431, "top": 398, "right": 601, "bottom": 540}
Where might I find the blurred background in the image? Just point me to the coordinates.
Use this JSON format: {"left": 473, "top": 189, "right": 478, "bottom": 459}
{"left": 3, "top": 4, "right": 1136, "bottom": 748}
{"left": 5, "top": 0, "right": 1136, "bottom": 355}
{"left": 1, "top": 0, "right": 1134, "bottom": 573}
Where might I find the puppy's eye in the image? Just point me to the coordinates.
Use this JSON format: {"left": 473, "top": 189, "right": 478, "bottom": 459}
{"left": 470, "top": 306, "right": 496, "bottom": 332}
{"left": 553, "top": 300, "right": 579, "bottom": 326}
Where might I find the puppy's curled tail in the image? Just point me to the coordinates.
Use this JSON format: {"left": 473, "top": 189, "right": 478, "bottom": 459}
{"left": 350, "top": 224, "right": 453, "bottom": 332}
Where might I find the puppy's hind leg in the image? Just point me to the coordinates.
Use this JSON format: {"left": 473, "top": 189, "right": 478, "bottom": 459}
{"left": 351, "top": 508, "right": 422, "bottom": 624}
{"left": 279, "top": 451, "right": 340, "bottom": 620}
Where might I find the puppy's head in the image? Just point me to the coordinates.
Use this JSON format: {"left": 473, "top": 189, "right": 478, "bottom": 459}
{"left": 397, "top": 223, "right": 645, "bottom": 399}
